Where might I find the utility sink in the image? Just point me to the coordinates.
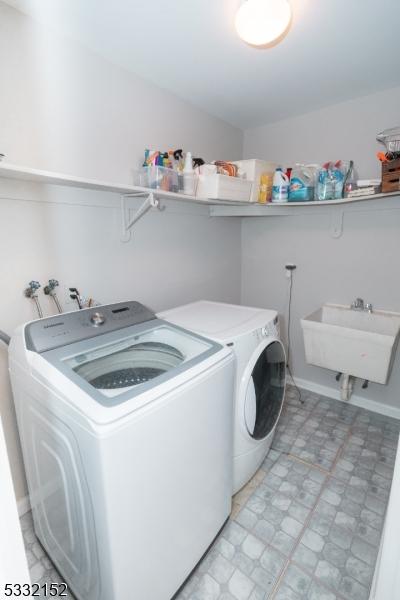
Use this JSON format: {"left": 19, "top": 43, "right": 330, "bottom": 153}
{"left": 301, "top": 304, "right": 400, "bottom": 384}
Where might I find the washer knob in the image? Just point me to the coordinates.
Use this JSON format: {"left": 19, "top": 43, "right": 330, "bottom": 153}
{"left": 90, "top": 312, "right": 106, "bottom": 327}
{"left": 261, "top": 326, "right": 269, "bottom": 337}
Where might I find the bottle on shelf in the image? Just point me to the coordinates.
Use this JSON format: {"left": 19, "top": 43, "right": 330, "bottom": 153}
{"left": 183, "top": 151, "right": 196, "bottom": 195}
{"left": 271, "top": 168, "right": 289, "bottom": 202}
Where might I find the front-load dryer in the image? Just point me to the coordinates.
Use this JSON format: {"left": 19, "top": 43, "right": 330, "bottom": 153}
{"left": 159, "top": 301, "right": 286, "bottom": 494}
{"left": 9, "top": 301, "right": 234, "bottom": 600}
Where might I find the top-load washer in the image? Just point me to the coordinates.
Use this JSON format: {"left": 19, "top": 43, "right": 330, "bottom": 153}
{"left": 160, "top": 301, "right": 286, "bottom": 494}
{"left": 9, "top": 301, "right": 234, "bottom": 600}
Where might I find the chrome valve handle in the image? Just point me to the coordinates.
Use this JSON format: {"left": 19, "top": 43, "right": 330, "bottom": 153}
{"left": 44, "top": 279, "right": 59, "bottom": 293}
{"left": 44, "top": 279, "right": 63, "bottom": 314}
{"left": 24, "top": 281, "right": 41, "bottom": 298}
{"left": 24, "top": 281, "right": 43, "bottom": 318}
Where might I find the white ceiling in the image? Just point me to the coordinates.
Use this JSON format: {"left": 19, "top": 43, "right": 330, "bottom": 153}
{"left": 6, "top": 0, "right": 400, "bottom": 129}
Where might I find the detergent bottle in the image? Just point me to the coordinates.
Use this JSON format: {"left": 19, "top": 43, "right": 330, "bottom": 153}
{"left": 289, "top": 164, "right": 314, "bottom": 202}
{"left": 272, "top": 168, "right": 289, "bottom": 202}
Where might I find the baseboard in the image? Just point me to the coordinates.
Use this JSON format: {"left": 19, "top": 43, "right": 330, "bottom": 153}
{"left": 17, "top": 494, "right": 30, "bottom": 517}
{"left": 288, "top": 374, "right": 400, "bottom": 421}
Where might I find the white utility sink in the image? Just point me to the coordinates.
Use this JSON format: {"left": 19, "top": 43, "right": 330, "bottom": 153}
{"left": 301, "top": 303, "right": 400, "bottom": 384}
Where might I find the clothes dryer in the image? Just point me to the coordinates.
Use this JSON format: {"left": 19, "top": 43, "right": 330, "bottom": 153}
{"left": 160, "top": 301, "right": 286, "bottom": 494}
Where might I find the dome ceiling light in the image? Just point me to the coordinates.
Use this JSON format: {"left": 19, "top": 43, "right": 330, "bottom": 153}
{"left": 235, "top": 0, "right": 292, "bottom": 47}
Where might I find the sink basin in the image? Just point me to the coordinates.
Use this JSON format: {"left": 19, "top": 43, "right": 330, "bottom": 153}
{"left": 301, "top": 304, "right": 400, "bottom": 384}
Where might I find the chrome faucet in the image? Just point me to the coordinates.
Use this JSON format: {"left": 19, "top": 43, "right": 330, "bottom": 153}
{"left": 351, "top": 298, "right": 364, "bottom": 310}
{"left": 351, "top": 298, "right": 373, "bottom": 313}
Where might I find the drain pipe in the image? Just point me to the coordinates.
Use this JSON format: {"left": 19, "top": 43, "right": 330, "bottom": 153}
{"left": 341, "top": 374, "right": 355, "bottom": 401}
{"left": 0, "top": 330, "right": 10, "bottom": 345}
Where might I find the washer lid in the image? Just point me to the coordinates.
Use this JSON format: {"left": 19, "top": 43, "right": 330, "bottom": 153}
{"left": 160, "top": 301, "right": 278, "bottom": 342}
{"left": 40, "top": 318, "right": 222, "bottom": 407}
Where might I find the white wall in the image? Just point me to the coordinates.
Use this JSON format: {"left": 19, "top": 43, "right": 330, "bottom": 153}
{"left": 0, "top": 2, "right": 243, "bottom": 180}
{"left": 0, "top": 2, "right": 243, "bottom": 503}
{"left": 244, "top": 86, "right": 400, "bottom": 179}
{"left": 242, "top": 89, "right": 400, "bottom": 416}
{"left": 241, "top": 202, "right": 400, "bottom": 416}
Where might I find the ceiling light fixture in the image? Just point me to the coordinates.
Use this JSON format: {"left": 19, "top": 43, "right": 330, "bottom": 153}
{"left": 235, "top": 0, "right": 292, "bottom": 47}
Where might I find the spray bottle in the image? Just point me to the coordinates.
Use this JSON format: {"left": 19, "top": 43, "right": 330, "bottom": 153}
{"left": 183, "top": 151, "right": 195, "bottom": 195}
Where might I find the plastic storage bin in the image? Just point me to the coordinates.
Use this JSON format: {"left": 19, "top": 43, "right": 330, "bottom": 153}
{"left": 232, "top": 159, "right": 277, "bottom": 203}
{"left": 196, "top": 174, "right": 252, "bottom": 202}
{"left": 134, "top": 166, "right": 198, "bottom": 196}
{"left": 134, "top": 166, "right": 179, "bottom": 193}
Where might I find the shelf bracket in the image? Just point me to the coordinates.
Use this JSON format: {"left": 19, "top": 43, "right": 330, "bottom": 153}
{"left": 330, "top": 208, "right": 344, "bottom": 238}
{"left": 121, "top": 192, "right": 161, "bottom": 242}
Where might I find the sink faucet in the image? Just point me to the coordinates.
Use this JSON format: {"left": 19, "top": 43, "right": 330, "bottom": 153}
{"left": 351, "top": 298, "right": 364, "bottom": 310}
{"left": 351, "top": 298, "right": 373, "bottom": 313}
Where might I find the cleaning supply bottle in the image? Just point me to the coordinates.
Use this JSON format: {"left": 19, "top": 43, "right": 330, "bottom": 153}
{"left": 183, "top": 151, "right": 195, "bottom": 195}
{"left": 289, "top": 164, "right": 314, "bottom": 202}
{"left": 343, "top": 161, "right": 357, "bottom": 197}
{"left": 258, "top": 172, "right": 273, "bottom": 203}
{"left": 272, "top": 168, "right": 289, "bottom": 202}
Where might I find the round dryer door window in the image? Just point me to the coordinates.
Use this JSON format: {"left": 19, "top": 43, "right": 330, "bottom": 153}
{"left": 244, "top": 340, "right": 286, "bottom": 440}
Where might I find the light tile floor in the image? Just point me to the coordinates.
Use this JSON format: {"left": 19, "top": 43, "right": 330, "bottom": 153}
{"left": 22, "top": 386, "right": 399, "bottom": 600}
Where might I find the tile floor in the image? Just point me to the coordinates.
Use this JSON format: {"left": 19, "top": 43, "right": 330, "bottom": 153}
{"left": 22, "top": 386, "right": 400, "bottom": 600}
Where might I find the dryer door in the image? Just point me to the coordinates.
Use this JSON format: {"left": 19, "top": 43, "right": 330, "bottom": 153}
{"left": 243, "top": 339, "right": 286, "bottom": 440}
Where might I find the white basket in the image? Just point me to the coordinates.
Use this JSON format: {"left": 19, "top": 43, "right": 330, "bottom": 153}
{"left": 232, "top": 159, "right": 277, "bottom": 202}
{"left": 196, "top": 173, "right": 252, "bottom": 202}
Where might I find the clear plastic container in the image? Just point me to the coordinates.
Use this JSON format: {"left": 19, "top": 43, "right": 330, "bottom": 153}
{"left": 134, "top": 166, "right": 198, "bottom": 196}
{"left": 134, "top": 166, "right": 179, "bottom": 193}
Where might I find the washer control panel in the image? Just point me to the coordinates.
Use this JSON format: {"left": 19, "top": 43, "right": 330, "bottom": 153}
{"left": 25, "top": 301, "right": 156, "bottom": 353}
{"left": 90, "top": 312, "right": 106, "bottom": 327}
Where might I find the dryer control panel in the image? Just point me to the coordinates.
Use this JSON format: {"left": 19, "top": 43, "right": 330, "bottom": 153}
{"left": 256, "top": 315, "right": 279, "bottom": 342}
{"left": 25, "top": 301, "right": 156, "bottom": 353}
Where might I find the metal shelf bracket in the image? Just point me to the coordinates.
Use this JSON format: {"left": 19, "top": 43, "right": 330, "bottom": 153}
{"left": 330, "top": 208, "right": 344, "bottom": 238}
{"left": 121, "top": 192, "right": 161, "bottom": 242}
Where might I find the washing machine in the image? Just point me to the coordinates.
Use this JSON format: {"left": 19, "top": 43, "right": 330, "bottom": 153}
{"left": 9, "top": 301, "right": 234, "bottom": 600}
{"left": 160, "top": 301, "right": 286, "bottom": 494}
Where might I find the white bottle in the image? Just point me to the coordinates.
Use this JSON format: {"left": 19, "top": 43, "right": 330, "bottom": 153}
{"left": 183, "top": 151, "right": 195, "bottom": 195}
{"left": 272, "top": 168, "right": 289, "bottom": 202}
